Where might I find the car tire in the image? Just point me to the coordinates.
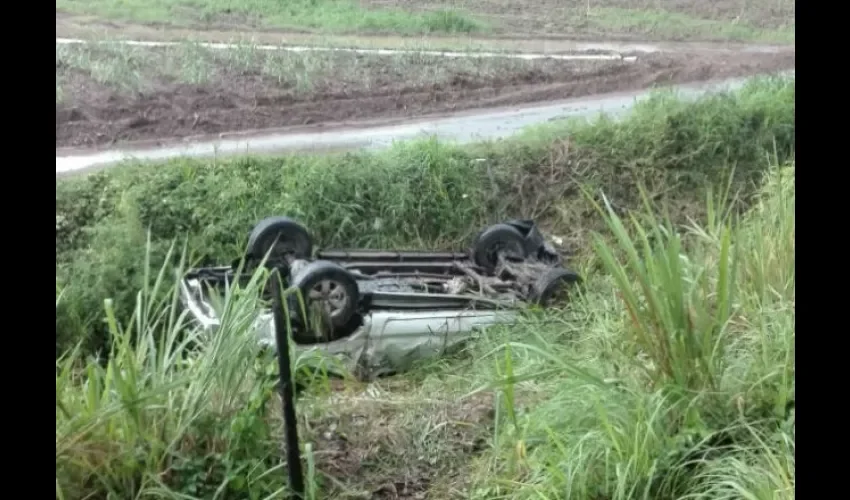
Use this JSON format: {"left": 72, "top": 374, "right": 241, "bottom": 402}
{"left": 532, "top": 267, "right": 582, "bottom": 305}
{"left": 289, "top": 260, "right": 360, "bottom": 343}
{"left": 246, "top": 217, "right": 313, "bottom": 265}
{"left": 472, "top": 223, "right": 529, "bottom": 271}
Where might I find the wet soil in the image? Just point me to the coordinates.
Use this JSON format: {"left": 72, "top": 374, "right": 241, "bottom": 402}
{"left": 56, "top": 50, "right": 794, "bottom": 149}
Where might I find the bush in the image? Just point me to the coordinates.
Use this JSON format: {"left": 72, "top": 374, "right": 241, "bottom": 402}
{"left": 56, "top": 77, "right": 795, "bottom": 357}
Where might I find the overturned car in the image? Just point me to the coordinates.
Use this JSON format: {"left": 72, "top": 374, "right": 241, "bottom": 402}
{"left": 180, "top": 217, "right": 580, "bottom": 376}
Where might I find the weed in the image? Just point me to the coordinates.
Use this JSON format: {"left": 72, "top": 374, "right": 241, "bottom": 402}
{"left": 591, "top": 185, "right": 739, "bottom": 393}
{"left": 579, "top": 6, "right": 794, "bottom": 43}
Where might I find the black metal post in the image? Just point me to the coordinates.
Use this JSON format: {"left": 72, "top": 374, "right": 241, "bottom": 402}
{"left": 270, "top": 270, "right": 306, "bottom": 499}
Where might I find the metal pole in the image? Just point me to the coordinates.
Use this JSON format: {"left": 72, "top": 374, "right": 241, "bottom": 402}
{"left": 270, "top": 270, "right": 305, "bottom": 499}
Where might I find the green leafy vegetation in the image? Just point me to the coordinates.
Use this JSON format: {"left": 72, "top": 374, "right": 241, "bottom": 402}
{"left": 56, "top": 77, "right": 794, "bottom": 499}
{"left": 465, "top": 163, "right": 794, "bottom": 499}
{"left": 56, "top": 77, "right": 794, "bottom": 357}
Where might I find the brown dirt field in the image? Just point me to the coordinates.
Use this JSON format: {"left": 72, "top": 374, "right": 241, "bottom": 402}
{"left": 56, "top": 49, "right": 794, "bottom": 149}
{"left": 370, "top": 0, "right": 796, "bottom": 34}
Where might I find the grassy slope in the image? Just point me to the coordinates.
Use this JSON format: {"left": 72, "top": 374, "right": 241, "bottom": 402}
{"left": 56, "top": 165, "right": 795, "bottom": 499}
{"left": 56, "top": 78, "right": 794, "bottom": 498}
{"left": 56, "top": 77, "right": 795, "bottom": 357}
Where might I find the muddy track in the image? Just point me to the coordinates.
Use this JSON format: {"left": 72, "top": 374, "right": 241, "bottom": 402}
{"left": 56, "top": 72, "right": 794, "bottom": 176}
{"left": 56, "top": 49, "right": 794, "bottom": 150}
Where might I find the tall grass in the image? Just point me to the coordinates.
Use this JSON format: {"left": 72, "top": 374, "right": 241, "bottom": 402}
{"left": 55, "top": 242, "right": 316, "bottom": 499}
{"left": 470, "top": 162, "right": 794, "bottom": 499}
{"left": 591, "top": 184, "right": 739, "bottom": 394}
{"left": 56, "top": 163, "right": 794, "bottom": 499}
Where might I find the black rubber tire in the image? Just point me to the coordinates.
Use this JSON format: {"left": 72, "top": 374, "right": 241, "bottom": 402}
{"left": 472, "top": 223, "right": 529, "bottom": 270}
{"left": 289, "top": 260, "right": 360, "bottom": 342}
{"left": 532, "top": 267, "right": 582, "bottom": 305}
{"left": 246, "top": 217, "right": 313, "bottom": 264}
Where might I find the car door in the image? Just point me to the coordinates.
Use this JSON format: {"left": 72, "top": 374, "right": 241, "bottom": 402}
{"left": 368, "top": 309, "right": 517, "bottom": 371}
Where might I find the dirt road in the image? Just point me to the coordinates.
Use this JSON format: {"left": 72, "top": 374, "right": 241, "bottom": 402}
{"left": 55, "top": 16, "right": 795, "bottom": 176}
{"left": 56, "top": 42, "right": 794, "bottom": 150}
{"left": 56, "top": 72, "right": 793, "bottom": 176}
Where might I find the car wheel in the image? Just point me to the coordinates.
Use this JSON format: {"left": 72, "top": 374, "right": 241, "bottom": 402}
{"left": 532, "top": 267, "right": 582, "bottom": 305}
{"left": 247, "top": 216, "right": 313, "bottom": 265}
{"left": 473, "top": 223, "right": 529, "bottom": 271}
{"left": 289, "top": 260, "right": 359, "bottom": 342}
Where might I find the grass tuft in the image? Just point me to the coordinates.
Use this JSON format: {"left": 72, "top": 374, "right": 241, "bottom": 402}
{"left": 590, "top": 184, "right": 739, "bottom": 393}
{"left": 422, "top": 9, "right": 486, "bottom": 33}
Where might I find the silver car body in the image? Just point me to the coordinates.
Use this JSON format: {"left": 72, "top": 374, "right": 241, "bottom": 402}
{"left": 179, "top": 218, "right": 572, "bottom": 376}
{"left": 180, "top": 278, "right": 518, "bottom": 375}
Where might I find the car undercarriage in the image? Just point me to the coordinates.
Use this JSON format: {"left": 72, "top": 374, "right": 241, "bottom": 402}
{"left": 181, "top": 217, "right": 580, "bottom": 376}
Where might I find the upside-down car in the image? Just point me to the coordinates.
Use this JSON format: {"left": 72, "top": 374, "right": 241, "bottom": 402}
{"left": 180, "top": 217, "right": 580, "bottom": 377}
